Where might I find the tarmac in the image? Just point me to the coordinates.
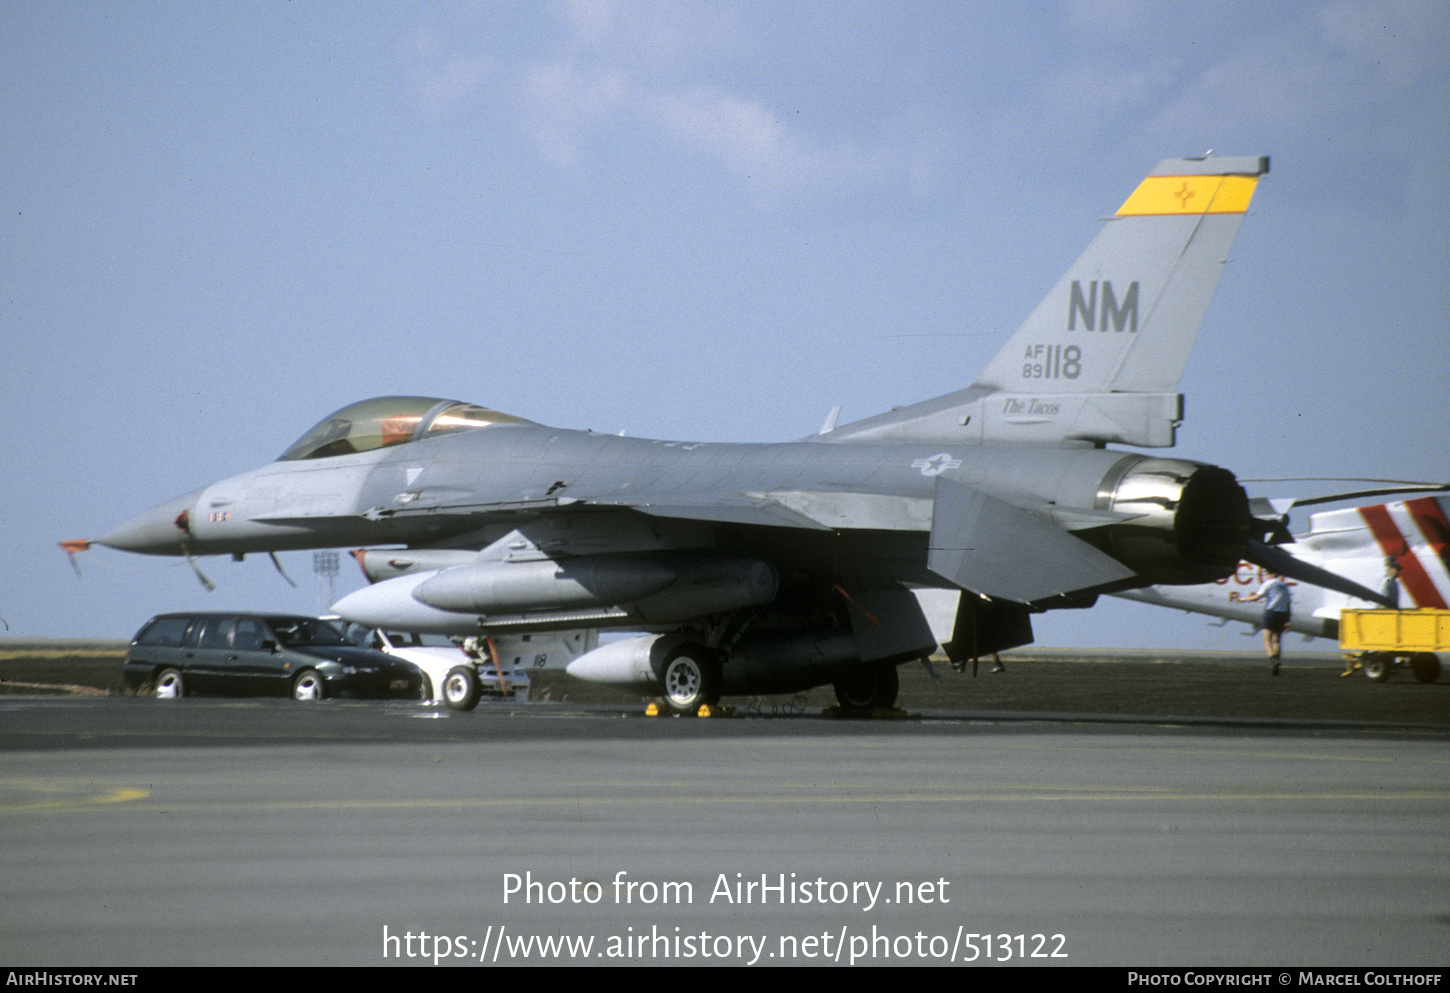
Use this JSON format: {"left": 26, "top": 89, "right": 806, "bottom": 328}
{"left": 3, "top": 642, "right": 1444, "bottom": 728}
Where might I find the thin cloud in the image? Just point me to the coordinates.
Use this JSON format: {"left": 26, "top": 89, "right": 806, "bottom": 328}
{"left": 405, "top": 2, "right": 944, "bottom": 202}
{"left": 1147, "top": 2, "right": 1449, "bottom": 141}
{"left": 633, "top": 84, "right": 913, "bottom": 198}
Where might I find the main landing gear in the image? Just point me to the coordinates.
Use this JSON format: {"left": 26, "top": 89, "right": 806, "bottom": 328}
{"left": 831, "top": 665, "right": 900, "bottom": 712}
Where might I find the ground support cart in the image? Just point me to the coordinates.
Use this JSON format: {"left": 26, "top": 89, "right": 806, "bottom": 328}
{"left": 1338, "top": 609, "right": 1447, "bottom": 683}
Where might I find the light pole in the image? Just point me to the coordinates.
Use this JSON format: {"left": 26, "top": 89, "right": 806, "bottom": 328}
{"left": 313, "top": 551, "right": 339, "bottom": 615}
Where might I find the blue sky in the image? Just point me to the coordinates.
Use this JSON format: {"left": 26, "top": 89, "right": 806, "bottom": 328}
{"left": 4, "top": 1, "right": 1447, "bottom": 649}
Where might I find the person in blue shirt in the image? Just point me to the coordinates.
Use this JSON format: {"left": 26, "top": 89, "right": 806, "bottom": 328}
{"left": 1241, "top": 571, "right": 1291, "bottom": 675}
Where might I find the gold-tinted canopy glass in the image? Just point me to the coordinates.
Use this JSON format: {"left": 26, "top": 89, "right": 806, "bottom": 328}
{"left": 277, "top": 397, "right": 521, "bottom": 461}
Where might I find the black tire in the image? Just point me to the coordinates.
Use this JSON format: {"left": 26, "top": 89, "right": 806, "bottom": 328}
{"left": 1362, "top": 654, "right": 1392, "bottom": 683}
{"left": 152, "top": 668, "right": 185, "bottom": 699}
{"left": 418, "top": 672, "right": 435, "bottom": 703}
{"left": 1410, "top": 652, "right": 1441, "bottom": 685}
{"left": 291, "top": 669, "right": 326, "bottom": 701}
{"left": 660, "top": 647, "right": 722, "bottom": 715}
{"left": 443, "top": 665, "right": 482, "bottom": 712}
{"left": 833, "top": 664, "right": 900, "bottom": 711}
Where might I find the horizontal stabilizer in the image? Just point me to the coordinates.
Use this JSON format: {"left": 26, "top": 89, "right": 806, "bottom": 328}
{"left": 928, "top": 479, "right": 1138, "bottom": 603}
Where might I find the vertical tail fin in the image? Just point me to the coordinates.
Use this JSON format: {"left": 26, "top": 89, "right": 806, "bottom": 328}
{"left": 831, "top": 155, "right": 1269, "bottom": 446}
{"left": 1357, "top": 497, "right": 1450, "bottom": 609}
{"left": 976, "top": 154, "right": 1268, "bottom": 396}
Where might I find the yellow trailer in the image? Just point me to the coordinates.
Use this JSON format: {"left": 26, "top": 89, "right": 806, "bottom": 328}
{"left": 1338, "top": 609, "right": 1448, "bottom": 683}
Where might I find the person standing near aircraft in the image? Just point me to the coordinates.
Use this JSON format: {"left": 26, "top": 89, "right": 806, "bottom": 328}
{"left": 1382, "top": 559, "right": 1402, "bottom": 609}
{"left": 1339, "top": 558, "right": 1405, "bottom": 677}
{"left": 1241, "top": 572, "right": 1292, "bottom": 675}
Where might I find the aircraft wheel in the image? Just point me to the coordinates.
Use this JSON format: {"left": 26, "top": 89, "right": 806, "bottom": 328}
{"left": 660, "top": 647, "right": 721, "bottom": 715}
{"left": 1410, "top": 652, "right": 1441, "bottom": 685}
{"left": 833, "top": 664, "right": 900, "bottom": 711}
{"left": 1362, "top": 654, "right": 1392, "bottom": 683}
{"left": 443, "top": 666, "right": 482, "bottom": 712}
{"left": 291, "top": 669, "right": 326, "bottom": 701}
{"left": 152, "top": 668, "right": 185, "bottom": 699}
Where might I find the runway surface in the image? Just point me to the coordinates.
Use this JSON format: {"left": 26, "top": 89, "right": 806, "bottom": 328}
{"left": 2, "top": 697, "right": 1447, "bottom": 967}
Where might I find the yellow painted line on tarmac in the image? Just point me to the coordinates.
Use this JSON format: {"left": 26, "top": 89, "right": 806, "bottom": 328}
{"left": 0, "top": 786, "right": 150, "bottom": 813}
{"left": 849, "top": 736, "right": 1450, "bottom": 767}
{"left": 242, "top": 788, "right": 1449, "bottom": 809}
{"left": 1017, "top": 745, "right": 1450, "bottom": 768}
{"left": 546, "top": 778, "right": 1450, "bottom": 799}
{"left": 4, "top": 786, "right": 1444, "bottom": 816}
{"left": 0, "top": 649, "right": 122, "bottom": 660}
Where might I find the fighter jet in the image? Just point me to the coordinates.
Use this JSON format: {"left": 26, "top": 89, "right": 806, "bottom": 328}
{"left": 81, "top": 154, "right": 1384, "bottom": 713}
{"left": 1115, "top": 492, "right": 1449, "bottom": 680}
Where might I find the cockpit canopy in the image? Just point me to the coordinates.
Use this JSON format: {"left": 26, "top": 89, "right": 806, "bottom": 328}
{"left": 278, "top": 396, "right": 525, "bottom": 461}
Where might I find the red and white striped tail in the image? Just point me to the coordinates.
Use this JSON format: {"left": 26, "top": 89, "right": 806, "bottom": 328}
{"left": 1358, "top": 497, "right": 1450, "bottom": 609}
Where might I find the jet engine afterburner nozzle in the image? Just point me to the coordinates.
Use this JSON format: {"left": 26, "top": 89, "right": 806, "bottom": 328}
{"left": 1095, "top": 457, "right": 1252, "bottom": 585}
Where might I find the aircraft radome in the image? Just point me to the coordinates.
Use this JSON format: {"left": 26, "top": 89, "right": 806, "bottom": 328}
{"left": 73, "top": 154, "right": 1390, "bottom": 714}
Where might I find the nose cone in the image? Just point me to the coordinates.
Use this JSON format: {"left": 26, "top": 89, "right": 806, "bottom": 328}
{"left": 96, "top": 489, "right": 205, "bottom": 555}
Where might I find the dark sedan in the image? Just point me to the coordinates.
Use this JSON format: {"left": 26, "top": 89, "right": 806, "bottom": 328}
{"left": 122, "top": 613, "right": 423, "bottom": 701}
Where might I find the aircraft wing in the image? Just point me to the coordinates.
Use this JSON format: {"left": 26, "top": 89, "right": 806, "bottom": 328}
{"left": 354, "top": 490, "right": 833, "bottom": 531}
{"left": 352, "top": 476, "right": 1140, "bottom": 605}
{"left": 580, "top": 493, "right": 835, "bottom": 531}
